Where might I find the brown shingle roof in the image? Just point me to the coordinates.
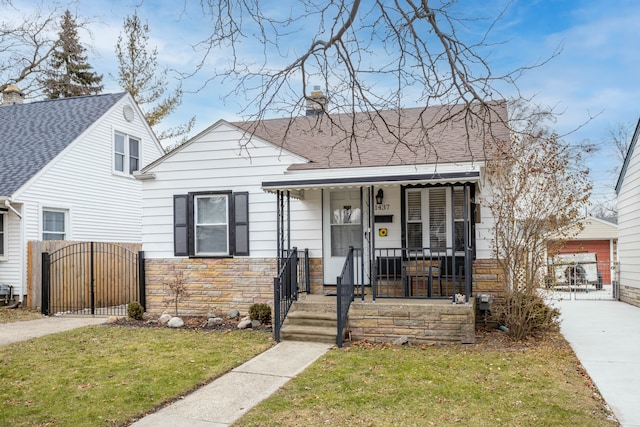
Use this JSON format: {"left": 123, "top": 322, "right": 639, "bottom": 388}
{"left": 232, "top": 101, "right": 508, "bottom": 171}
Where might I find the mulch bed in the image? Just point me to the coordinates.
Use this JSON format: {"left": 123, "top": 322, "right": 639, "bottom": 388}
{"left": 109, "top": 315, "right": 273, "bottom": 332}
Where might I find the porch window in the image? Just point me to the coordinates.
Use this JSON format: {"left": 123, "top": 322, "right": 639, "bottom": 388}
{"left": 173, "top": 191, "right": 249, "bottom": 257}
{"left": 42, "top": 209, "right": 66, "bottom": 241}
{"left": 405, "top": 187, "right": 469, "bottom": 253}
{"left": 114, "top": 132, "right": 140, "bottom": 175}
{"left": 0, "top": 211, "right": 6, "bottom": 259}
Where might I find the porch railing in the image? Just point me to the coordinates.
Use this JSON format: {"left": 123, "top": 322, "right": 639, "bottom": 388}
{"left": 273, "top": 247, "right": 310, "bottom": 342}
{"left": 373, "top": 247, "right": 472, "bottom": 302}
{"left": 336, "top": 246, "right": 359, "bottom": 348}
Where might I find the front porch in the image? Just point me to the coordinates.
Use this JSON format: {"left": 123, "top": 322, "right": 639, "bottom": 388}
{"left": 279, "top": 294, "right": 476, "bottom": 345}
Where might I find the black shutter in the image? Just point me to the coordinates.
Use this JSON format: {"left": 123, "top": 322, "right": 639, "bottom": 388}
{"left": 232, "top": 192, "right": 249, "bottom": 256}
{"left": 173, "top": 195, "right": 189, "bottom": 256}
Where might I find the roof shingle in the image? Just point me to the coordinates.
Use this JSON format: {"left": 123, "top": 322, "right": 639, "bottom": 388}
{"left": 0, "top": 92, "right": 127, "bottom": 196}
{"left": 232, "top": 101, "right": 509, "bottom": 171}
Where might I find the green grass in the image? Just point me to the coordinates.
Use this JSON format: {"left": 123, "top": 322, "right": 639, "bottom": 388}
{"left": 235, "top": 332, "right": 617, "bottom": 427}
{"left": 0, "top": 326, "right": 273, "bottom": 426}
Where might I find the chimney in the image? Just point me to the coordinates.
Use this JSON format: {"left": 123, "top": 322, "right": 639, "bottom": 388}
{"left": 2, "top": 84, "right": 25, "bottom": 105}
{"left": 305, "top": 85, "right": 328, "bottom": 116}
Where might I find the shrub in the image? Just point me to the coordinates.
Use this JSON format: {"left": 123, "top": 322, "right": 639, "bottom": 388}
{"left": 494, "top": 292, "right": 560, "bottom": 339}
{"left": 248, "top": 303, "right": 272, "bottom": 324}
{"left": 127, "top": 301, "right": 144, "bottom": 320}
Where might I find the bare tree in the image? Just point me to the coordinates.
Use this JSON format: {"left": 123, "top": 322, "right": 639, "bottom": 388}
{"left": 0, "top": 4, "right": 59, "bottom": 95}
{"left": 483, "top": 116, "right": 591, "bottom": 340}
{"left": 114, "top": 11, "right": 194, "bottom": 146}
{"left": 185, "top": 1, "right": 553, "bottom": 157}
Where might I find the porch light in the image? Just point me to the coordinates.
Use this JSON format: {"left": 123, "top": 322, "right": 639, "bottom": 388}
{"left": 376, "top": 188, "right": 384, "bottom": 205}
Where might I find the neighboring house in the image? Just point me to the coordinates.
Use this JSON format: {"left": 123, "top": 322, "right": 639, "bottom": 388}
{"left": 138, "top": 98, "right": 509, "bottom": 331}
{"left": 0, "top": 87, "right": 164, "bottom": 303}
{"left": 616, "top": 117, "right": 640, "bottom": 307}
{"left": 549, "top": 217, "right": 618, "bottom": 285}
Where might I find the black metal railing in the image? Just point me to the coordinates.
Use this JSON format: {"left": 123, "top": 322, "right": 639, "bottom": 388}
{"left": 373, "top": 247, "right": 471, "bottom": 302}
{"left": 274, "top": 247, "right": 310, "bottom": 342}
{"left": 336, "top": 246, "right": 359, "bottom": 347}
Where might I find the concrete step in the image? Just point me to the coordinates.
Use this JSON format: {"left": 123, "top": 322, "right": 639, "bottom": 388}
{"left": 290, "top": 300, "right": 337, "bottom": 313}
{"left": 280, "top": 324, "right": 338, "bottom": 344}
{"left": 286, "top": 310, "right": 337, "bottom": 328}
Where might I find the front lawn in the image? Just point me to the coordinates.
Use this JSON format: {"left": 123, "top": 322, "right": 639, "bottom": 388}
{"left": 0, "top": 325, "right": 273, "bottom": 426}
{"left": 235, "top": 330, "right": 617, "bottom": 427}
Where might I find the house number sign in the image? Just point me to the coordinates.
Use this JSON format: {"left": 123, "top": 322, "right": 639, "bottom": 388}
{"left": 375, "top": 203, "right": 391, "bottom": 211}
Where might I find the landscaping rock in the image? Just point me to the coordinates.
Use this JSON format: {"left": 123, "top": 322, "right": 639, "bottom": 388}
{"left": 207, "top": 317, "right": 224, "bottom": 327}
{"left": 105, "top": 316, "right": 120, "bottom": 324}
{"left": 228, "top": 309, "right": 240, "bottom": 319}
{"left": 393, "top": 335, "right": 409, "bottom": 345}
{"left": 167, "top": 317, "right": 184, "bottom": 328}
{"left": 251, "top": 319, "right": 261, "bottom": 328}
{"left": 158, "top": 312, "right": 172, "bottom": 325}
{"left": 237, "top": 319, "right": 252, "bottom": 329}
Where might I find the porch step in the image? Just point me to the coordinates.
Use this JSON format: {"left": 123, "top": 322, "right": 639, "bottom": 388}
{"left": 286, "top": 310, "right": 337, "bottom": 328}
{"left": 280, "top": 300, "right": 347, "bottom": 344}
{"left": 279, "top": 324, "right": 338, "bottom": 344}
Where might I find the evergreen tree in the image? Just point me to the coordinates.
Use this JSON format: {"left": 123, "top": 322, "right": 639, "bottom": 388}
{"left": 42, "top": 10, "right": 103, "bottom": 99}
{"left": 115, "top": 11, "right": 193, "bottom": 144}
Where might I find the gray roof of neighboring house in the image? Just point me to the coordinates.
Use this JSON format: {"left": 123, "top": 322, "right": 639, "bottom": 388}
{"left": 0, "top": 92, "right": 127, "bottom": 197}
{"left": 232, "top": 101, "right": 509, "bottom": 171}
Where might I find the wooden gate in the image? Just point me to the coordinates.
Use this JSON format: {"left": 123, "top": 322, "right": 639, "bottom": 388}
{"left": 41, "top": 242, "right": 145, "bottom": 316}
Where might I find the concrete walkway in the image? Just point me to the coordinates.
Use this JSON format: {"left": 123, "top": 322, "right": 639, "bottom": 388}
{"left": 0, "top": 315, "right": 106, "bottom": 346}
{"left": 552, "top": 300, "right": 640, "bottom": 427}
{"left": 129, "top": 341, "right": 331, "bottom": 427}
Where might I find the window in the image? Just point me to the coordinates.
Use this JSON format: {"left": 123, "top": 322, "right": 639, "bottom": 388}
{"left": 114, "top": 132, "right": 140, "bottom": 175}
{"left": 43, "top": 209, "right": 66, "bottom": 240}
{"left": 329, "top": 190, "right": 361, "bottom": 256}
{"left": 405, "top": 186, "right": 470, "bottom": 254}
{"left": 0, "top": 211, "right": 6, "bottom": 259}
{"left": 173, "top": 191, "right": 249, "bottom": 257}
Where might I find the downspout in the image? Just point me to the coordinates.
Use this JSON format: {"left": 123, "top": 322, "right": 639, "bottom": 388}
{"left": 2, "top": 199, "right": 24, "bottom": 303}
{"left": 4, "top": 199, "right": 22, "bottom": 218}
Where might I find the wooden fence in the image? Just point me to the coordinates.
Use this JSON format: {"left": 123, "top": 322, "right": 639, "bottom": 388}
{"left": 27, "top": 240, "right": 142, "bottom": 310}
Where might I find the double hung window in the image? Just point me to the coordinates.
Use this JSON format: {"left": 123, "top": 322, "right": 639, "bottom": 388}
{"left": 114, "top": 132, "right": 140, "bottom": 175}
{"left": 42, "top": 209, "right": 66, "bottom": 241}
{"left": 173, "top": 191, "right": 249, "bottom": 257}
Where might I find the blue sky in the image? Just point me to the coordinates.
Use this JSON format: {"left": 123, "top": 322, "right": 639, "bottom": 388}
{"left": 7, "top": 0, "right": 640, "bottom": 209}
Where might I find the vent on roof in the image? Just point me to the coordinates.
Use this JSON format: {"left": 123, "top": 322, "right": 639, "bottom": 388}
{"left": 305, "top": 86, "right": 328, "bottom": 116}
{"left": 1, "top": 84, "right": 25, "bottom": 105}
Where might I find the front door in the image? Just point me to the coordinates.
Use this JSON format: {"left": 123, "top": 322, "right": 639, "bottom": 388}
{"left": 323, "top": 189, "right": 362, "bottom": 284}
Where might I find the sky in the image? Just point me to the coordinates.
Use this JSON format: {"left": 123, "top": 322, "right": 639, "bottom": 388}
{"left": 5, "top": 0, "right": 640, "bottom": 211}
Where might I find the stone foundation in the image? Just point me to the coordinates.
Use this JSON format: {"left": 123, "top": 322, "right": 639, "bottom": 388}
{"left": 620, "top": 284, "right": 640, "bottom": 308}
{"left": 145, "top": 256, "right": 323, "bottom": 316}
{"left": 348, "top": 300, "right": 476, "bottom": 344}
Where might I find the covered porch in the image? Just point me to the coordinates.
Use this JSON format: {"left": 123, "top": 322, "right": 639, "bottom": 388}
{"left": 266, "top": 171, "right": 480, "bottom": 346}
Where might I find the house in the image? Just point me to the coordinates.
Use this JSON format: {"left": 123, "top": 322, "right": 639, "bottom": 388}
{"left": 615, "top": 117, "right": 640, "bottom": 307}
{"left": 138, "top": 99, "right": 509, "bottom": 344}
{"left": 0, "top": 87, "right": 164, "bottom": 305}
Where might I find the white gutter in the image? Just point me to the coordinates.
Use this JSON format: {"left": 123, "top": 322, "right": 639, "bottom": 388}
{"left": 4, "top": 199, "right": 23, "bottom": 218}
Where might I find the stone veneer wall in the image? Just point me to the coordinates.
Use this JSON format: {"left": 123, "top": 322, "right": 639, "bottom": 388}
{"left": 348, "top": 300, "right": 476, "bottom": 344}
{"left": 620, "top": 285, "right": 640, "bottom": 308}
{"left": 145, "top": 256, "right": 324, "bottom": 315}
{"left": 472, "top": 259, "right": 506, "bottom": 327}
